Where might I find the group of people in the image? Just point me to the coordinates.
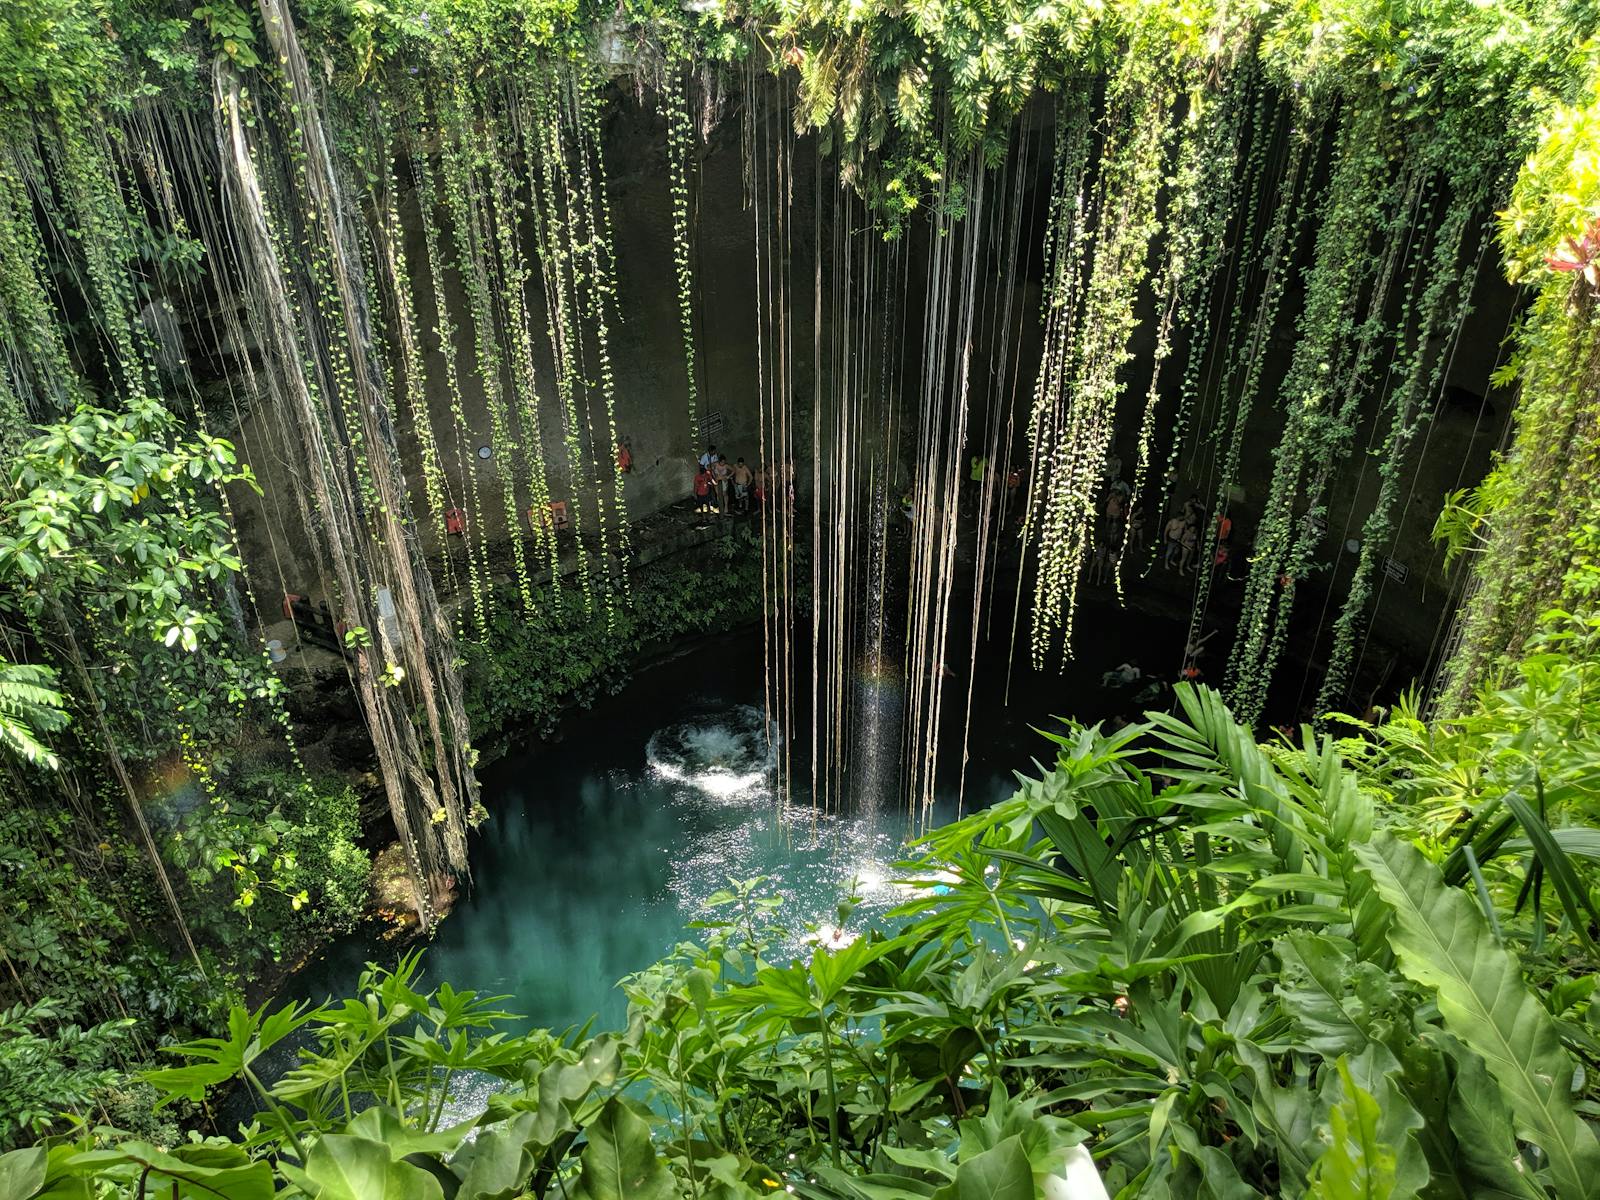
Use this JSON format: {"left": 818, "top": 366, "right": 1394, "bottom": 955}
{"left": 1162, "top": 494, "right": 1234, "bottom": 578}
{"left": 1088, "top": 471, "right": 1144, "bottom": 584}
{"left": 962, "top": 454, "right": 1027, "bottom": 525}
{"left": 692, "top": 445, "right": 782, "bottom": 516}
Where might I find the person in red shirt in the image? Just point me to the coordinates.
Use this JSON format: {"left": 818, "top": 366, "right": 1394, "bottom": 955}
{"left": 693, "top": 465, "right": 714, "bottom": 514}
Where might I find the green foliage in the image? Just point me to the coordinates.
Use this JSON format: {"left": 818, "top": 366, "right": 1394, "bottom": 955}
{"left": 0, "top": 655, "right": 65, "bottom": 768}
{"left": 0, "top": 804, "right": 214, "bottom": 1027}
{"left": 1337, "top": 613, "right": 1600, "bottom": 961}
{"left": 0, "top": 398, "right": 254, "bottom": 653}
{"left": 461, "top": 540, "right": 764, "bottom": 740}
{"left": 0, "top": 763, "right": 368, "bottom": 1138}
{"left": 4, "top": 0, "right": 1600, "bottom": 1191}
{"left": 0, "top": 0, "right": 120, "bottom": 117}
{"left": 0, "top": 999, "right": 132, "bottom": 1148}
{"left": 191, "top": 0, "right": 262, "bottom": 69}
{"left": 1356, "top": 835, "right": 1600, "bottom": 1199}
{"left": 1305, "top": 1061, "right": 1402, "bottom": 1200}
{"left": 164, "top": 764, "right": 371, "bottom": 961}
{"left": 1442, "top": 58, "right": 1600, "bottom": 702}
{"left": 14, "top": 684, "right": 1599, "bottom": 1198}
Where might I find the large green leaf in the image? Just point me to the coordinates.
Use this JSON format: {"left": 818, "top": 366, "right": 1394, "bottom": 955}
{"left": 1443, "top": 1039, "right": 1550, "bottom": 1200}
{"left": 1166, "top": 1118, "right": 1258, "bottom": 1199}
{"left": 0, "top": 1148, "right": 46, "bottom": 1199}
{"left": 568, "top": 1097, "right": 674, "bottom": 1200}
{"left": 453, "top": 1112, "right": 539, "bottom": 1200}
{"left": 1506, "top": 827, "right": 1600, "bottom": 862}
{"left": 296, "top": 1134, "right": 445, "bottom": 1200}
{"left": 1391, "top": 1034, "right": 1522, "bottom": 1200}
{"left": 346, "top": 1107, "right": 476, "bottom": 1160}
{"left": 800, "top": 1171, "right": 936, "bottom": 1199}
{"left": 1354, "top": 835, "right": 1600, "bottom": 1198}
{"left": 525, "top": 1035, "right": 620, "bottom": 1146}
{"left": 144, "top": 1001, "right": 317, "bottom": 1102}
{"left": 930, "top": 1136, "right": 1034, "bottom": 1200}
{"left": 67, "top": 1142, "right": 274, "bottom": 1200}
{"left": 1274, "top": 933, "right": 1389, "bottom": 1055}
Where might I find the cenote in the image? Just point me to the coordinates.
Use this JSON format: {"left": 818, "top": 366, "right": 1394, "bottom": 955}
{"left": 287, "top": 615, "right": 1188, "bottom": 1039}
{"left": 9, "top": 1, "right": 1600, "bottom": 1195}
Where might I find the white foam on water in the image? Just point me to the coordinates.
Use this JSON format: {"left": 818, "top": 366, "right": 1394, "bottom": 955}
{"left": 644, "top": 704, "right": 777, "bottom": 800}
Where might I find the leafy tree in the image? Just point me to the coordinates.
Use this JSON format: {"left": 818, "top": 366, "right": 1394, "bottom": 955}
{"left": 0, "top": 397, "right": 253, "bottom": 655}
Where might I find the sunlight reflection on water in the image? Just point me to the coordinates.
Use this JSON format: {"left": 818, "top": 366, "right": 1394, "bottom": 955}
{"left": 644, "top": 704, "right": 920, "bottom": 961}
{"left": 273, "top": 683, "right": 1006, "bottom": 1129}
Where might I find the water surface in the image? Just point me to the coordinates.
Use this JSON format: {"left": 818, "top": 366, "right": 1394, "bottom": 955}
{"left": 290, "top": 614, "right": 1183, "bottom": 1033}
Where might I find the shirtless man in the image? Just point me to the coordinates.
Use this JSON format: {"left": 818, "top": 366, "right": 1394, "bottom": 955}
{"left": 1162, "top": 514, "right": 1187, "bottom": 571}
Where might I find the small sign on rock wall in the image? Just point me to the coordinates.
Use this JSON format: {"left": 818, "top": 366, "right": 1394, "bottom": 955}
{"left": 1383, "top": 556, "right": 1409, "bottom": 584}
{"left": 698, "top": 410, "right": 724, "bottom": 443}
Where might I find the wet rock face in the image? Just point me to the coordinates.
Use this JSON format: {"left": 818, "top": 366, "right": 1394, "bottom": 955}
{"left": 370, "top": 840, "right": 459, "bottom": 932}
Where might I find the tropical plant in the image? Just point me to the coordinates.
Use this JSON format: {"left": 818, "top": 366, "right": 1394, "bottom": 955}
{"left": 0, "top": 655, "right": 64, "bottom": 768}
{"left": 0, "top": 1000, "right": 134, "bottom": 1150}
{"left": 6, "top": 685, "right": 1595, "bottom": 1198}
{"left": 1321, "top": 610, "right": 1600, "bottom": 982}
{"left": 164, "top": 764, "right": 372, "bottom": 962}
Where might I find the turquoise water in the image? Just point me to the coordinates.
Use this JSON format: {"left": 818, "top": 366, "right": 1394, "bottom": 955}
{"left": 287, "top": 617, "right": 1182, "bottom": 1035}
{"left": 258, "top": 621, "right": 1184, "bottom": 1118}
{"left": 291, "top": 641, "right": 1016, "bottom": 1036}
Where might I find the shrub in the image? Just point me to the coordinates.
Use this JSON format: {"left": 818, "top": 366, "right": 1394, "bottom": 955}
{"left": 164, "top": 764, "right": 371, "bottom": 967}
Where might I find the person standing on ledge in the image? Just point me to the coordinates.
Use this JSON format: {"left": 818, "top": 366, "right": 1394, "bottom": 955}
{"left": 712, "top": 453, "right": 733, "bottom": 514}
{"left": 732, "top": 457, "right": 753, "bottom": 513}
{"left": 693, "top": 463, "right": 715, "bottom": 514}
{"left": 967, "top": 452, "right": 987, "bottom": 515}
{"left": 1163, "top": 512, "right": 1187, "bottom": 570}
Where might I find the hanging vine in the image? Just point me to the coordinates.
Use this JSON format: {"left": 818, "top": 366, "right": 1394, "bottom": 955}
{"left": 437, "top": 73, "right": 542, "bottom": 612}
{"left": 1316, "top": 174, "right": 1492, "bottom": 714}
{"left": 570, "top": 68, "right": 632, "bottom": 613}
{"left": 663, "top": 64, "right": 701, "bottom": 445}
{"left": 1224, "top": 103, "right": 1401, "bottom": 724}
{"left": 215, "top": 0, "right": 481, "bottom": 926}
{"left": 1121, "top": 57, "right": 1254, "bottom": 593}
{"left": 407, "top": 129, "right": 494, "bottom": 638}
{"left": 1028, "top": 52, "right": 1174, "bottom": 662}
